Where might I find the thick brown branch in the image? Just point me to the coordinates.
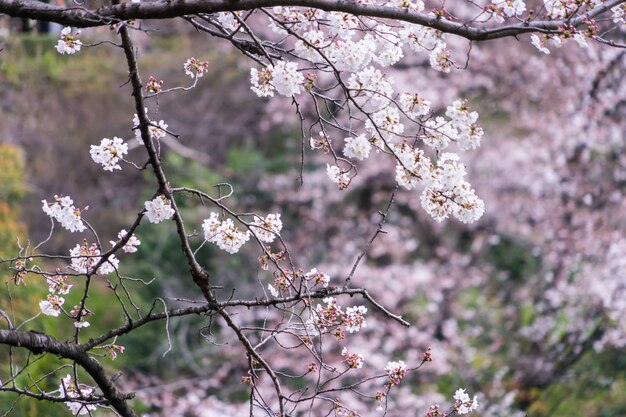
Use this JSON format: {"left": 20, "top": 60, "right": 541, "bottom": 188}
{"left": 0, "top": 0, "right": 623, "bottom": 40}
{"left": 0, "top": 330, "right": 137, "bottom": 417}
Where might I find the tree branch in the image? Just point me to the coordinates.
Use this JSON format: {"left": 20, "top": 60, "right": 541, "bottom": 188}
{"left": 0, "top": 0, "right": 623, "bottom": 40}
{"left": 0, "top": 330, "right": 137, "bottom": 417}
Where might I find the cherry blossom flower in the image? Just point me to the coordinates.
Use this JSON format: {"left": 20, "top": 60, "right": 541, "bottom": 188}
{"left": 423, "top": 117, "right": 456, "bottom": 150}
{"left": 133, "top": 111, "right": 168, "bottom": 143}
{"left": 103, "top": 343, "right": 125, "bottom": 360}
{"left": 47, "top": 274, "right": 72, "bottom": 295}
{"left": 370, "top": 25, "right": 404, "bottom": 67}
{"left": 58, "top": 374, "right": 98, "bottom": 415}
{"left": 250, "top": 66, "right": 274, "bottom": 97}
{"left": 250, "top": 213, "right": 283, "bottom": 243}
{"left": 344, "top": 306, "right": 367, "bottom": 333}
{"left": 399, "top": 23, "right": 442, "bottom": 52}
{"left": 425, "top": 404, "right": 445, "bottom": 417}
{"left": 429, "top": 42, "right": 453, "bottom": 72}
{"left": 145, "top": 76, "right": 164, "bottom": 94}
{"left": 386, "top": 0, "right": 425, "bottom": 12}
{"left": 144, "top": 195, "right": 175, "bottom": 224}
{"left": 531, "top": 34, "right": 551, "bottom": 54}
{"left": 39, "top": 294, "right": 65, "bottom": 317}
{"left": 327, "top": 11, "right": 359, "bottom": 38}
{"left": 573, "top": 33, "right": 589, "bottom": 49}
{"left": 348, "top": 66, "right": 394, "bottom": 112}
{"left": 420, "top": 188, "right": 453, "bottom": 222}
{"left": 384, "top": 360, "right": 407, "bottom": 386}
{"left": 312, "top": 297, "right": 344, "bottom": 331}
{"left": 90, "top": 137, "right": 128, "bottom": 171}
{"left": 202, "top": 213, "right": 251, "bottom": 254}
{"left": 326, "top": 164, "right": 350, "bottom": 189}
{"left": 272, "top": 61, "right": 304, "bottom": 97}
{"left": 393, "top": 143, "right": 433, "bottom": 190}
{"left": 343, "top": 134, "right": 372, "bottom": 161}
{"left": 216, "top": 11, "right": 241, "bottom": 31}
{"left": 294, "top": 30, "right": 328, "bottom": 62}
{"left": 267, "top": 283, "right": 279, "bottom": 297}
{"left": 341, "top": 347, "right": 364, "bottom": 369}
{"left": 612, "top": 4, "right": 626, "bottom": 25}
{"left": 55, "top": 27, "right": 82, "bottom": 55}
{"left": 453, "top": 388, "right": 479, "bottom": 414}
{"left": 304, "top": 268, "right": 330, "bottom": 287}
{"left": 184, "top": 57, "right": 210, "bottom": 78}
{"left": 329, "top": 38, "right": 375, "bottom": 72}
{"left": 69, "top": 240, "right": 119, "bottom": 275}
{"left": 110, "top": 229, "right": 141, "bottom": 253}
{"left": 42, "top": 195, "right": 86, "bottom": 233}
{"left": 492, "top": 0, "right": 526, "bottom": 17}
{"left": 398, "top": 92, "right": 431, "bottom": 119}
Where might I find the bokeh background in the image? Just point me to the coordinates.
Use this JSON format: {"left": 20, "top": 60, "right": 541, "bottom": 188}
{"left": 1, "top": 14, "right": 625, "bottom": 417}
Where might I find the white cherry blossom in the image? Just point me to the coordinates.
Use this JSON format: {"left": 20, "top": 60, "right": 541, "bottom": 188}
{"left": 144, "top": 195, "right": 175, "bottom": 224}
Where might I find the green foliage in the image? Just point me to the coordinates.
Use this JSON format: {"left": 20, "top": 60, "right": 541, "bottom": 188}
{"left": 487, "top": 236, "right": 540, "bottom": 281}
{"left": 0, "top": 144, "right": 26, "bottom": 257}
{"left": 528, "top": 350, "right": 626, "bottom": 417}
{"left": 0, "top": 34, "right": 121, "bottom": 91}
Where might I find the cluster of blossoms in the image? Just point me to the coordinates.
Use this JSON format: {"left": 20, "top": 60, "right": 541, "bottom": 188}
{"left": 251, "top": 5, "right": 469, "bottom": 103}
{"left": 202, "top": 212, "right": 251, "bottom": 254}
{"left": 89, "top": 137, "right": 128, "bottom": 171}
{"left": 42, "top": 195, "right": 86, "bottom": 233}
{"left": 268, "top": 264, "right": 327, "bottom": 294}
{"left": 384, "top": 360, "right": 407, "bottom": 386}
{"left": 39, "top": 273, "right": 73, "bottom": 317}
{"left": 103, "top": 343, "right": 125, "bottom": 360}
{"left": 12, "top": 258, "right": 29, "bottom": 285}
{"left": 40, "top": 272, "right": 92, "bottom": 327}
{"left": 110, "top": 229, "right": 141, "bottom": 253}
{"left": 420, "top": 153, "right": 485, "bottom": 223}
{"left": 311, "top": 297, "right": 345, "bottom": 332}
{"left": 304, "top": 268, "right": 330, "bottom": 287}
{"left": 245, "top": 7, "right": 489, "bottom": 224}
{"left": 69, "top": 240, "right": 119, "bottom": 275}
{"left": 444, "top": 99, "right": 483, "bottom": 150}
{"left": 132, "top": 110, "right": 168, "bottom": 143}
{"left": 215, "top": 11, "right": 242, "bottom": 31}
{"left": 348, "top": 66, "right": 394, "bottom": 112}
{"left": 543, "top": 0, "right": 587, "bottom": 19}
{"left": 399, "top": 92, "right": 431, "bottom": 120}
{"left": 424, "top": 404, "right": 445, "bottom": 417}
{"left": 453, "top": 389, "right": 479, "bottom": 415}
{"left": 530, "top": 33, "right": 563, "bottom": 55}
{"left": 250, "top": 60, "right": 304, "bottom": 97}
{"left": 530, "top": 21, "right": 592, "bottom": 54}
{"left": 184, "top": 57, "right": 210, "bottom": 78}
{"left": 311, "top": 297, "right": 368, "bottom": 336}
{"left": 55, "top": 27, "right": 82, "bottom": 55}
{"left": 144, "top": 195, "right": 175, "bottom": 224}
{"left": 344, "top": 306, "right": 368, "bottom": 333}
{"left": 343, "top": 134, "right": 372, "bottom": 161}
{"left": 326, "top": 164, "right": 351, "bottom": 190}
{"left": 488, "top": 0, "right": 526, "bottom": 22}
{"left": 264, "top": 264, "right": 332, "bottom": 295}
{"left": 47, "top": 273, "right": 72, "bottom": 295}
{"left": 39, "top": 294, "right": 65, "bottom": 317}
{"left": 392, "top": 142, "right": 484, "bottom": 223}
{"left": 249, "top": 213, "right": 283, "bottom": 243}
{"left": 69, "top": 304, "right": 92, "bottom": 328}
{"left": 145, "top": 76, "right": 164, "bottom": 94}
{"left": 58, "top": 374, "right": 98, "bottom": 415}
{"left": 341, "top": 347, "right": 364, "bottom": 369}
